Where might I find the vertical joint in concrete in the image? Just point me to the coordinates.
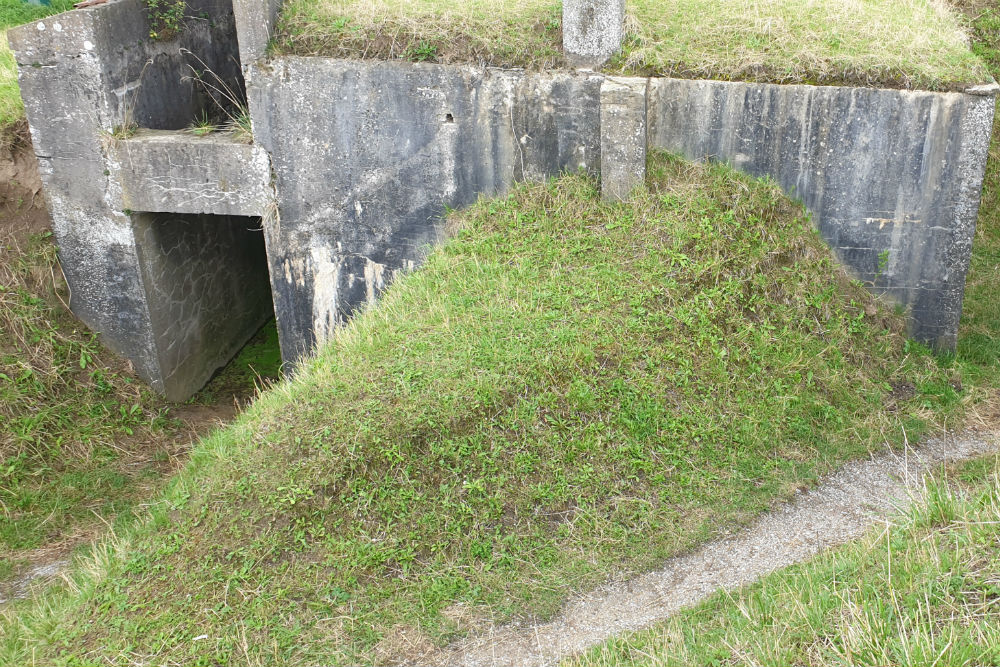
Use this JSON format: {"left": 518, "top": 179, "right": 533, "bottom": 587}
{"left": 563, "top": 0, "right": 625, "bottom": 68}
{"left": 601, "top": 77, "right": 648, "bottom": 202}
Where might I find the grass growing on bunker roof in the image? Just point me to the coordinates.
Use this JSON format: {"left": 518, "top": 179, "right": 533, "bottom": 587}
{"left": 1, "top": 154, "right": 965, "bottom": 665}
{"left": 274, "top": 0, "right": 991, "bottom": 90}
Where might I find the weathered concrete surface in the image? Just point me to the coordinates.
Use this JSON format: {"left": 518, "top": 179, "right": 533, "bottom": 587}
{"left": 648, "top": 78, "right": 997, "bottom": 349}
{"left": 132, "top": 213, "right": 273, "bottom": 401}
{"left": 117, "top": 129, "right": 272, "bottom": 217}
{"left": 233, "top": 0, "right": 282, "bottom": 66}
{"left": 563, "top": 0, "right": 625, "bottom": 68}
{"left": 601, "top": 77, "right": 648, "bottom": 201}
{"left": 250, "top": 57, "right": 603, "bottom": 364}
{"left": 9, "top": 0, "right": 249, "bottom": 395}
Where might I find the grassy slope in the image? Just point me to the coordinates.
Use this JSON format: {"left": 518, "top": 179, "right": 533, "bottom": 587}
{"left": 0, "top": 210, "right": 279, "bottom": 588}
{"left": 566, "top": 454, "right": 1000, "bottom": 667}
{"left": 1, "top": 155, "right": 963, "bottom": 665}
{"left": 0, "top": 230, "right": 182, "bottom": 561}
{"left": 0, "top": 0, "right": 74, "bottom": 131}
{"left": 275, "top": 0, "right": 990, "bottom": 90}
{"left": 566, "top": 6, "right": 1000, "bottom": 665}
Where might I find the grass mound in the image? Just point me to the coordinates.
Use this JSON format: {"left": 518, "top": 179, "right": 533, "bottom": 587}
{"left": 274, "top": 0, "right": 990, "bottom": 90}
{"left": 3, "top": 155, "right": 962, "bottom": 665}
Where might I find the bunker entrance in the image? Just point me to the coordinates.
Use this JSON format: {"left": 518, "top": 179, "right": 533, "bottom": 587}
{"left": 131, "top": 212, "right": 276, "bottom": 402}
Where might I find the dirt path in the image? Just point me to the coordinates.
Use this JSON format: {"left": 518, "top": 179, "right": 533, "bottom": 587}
{"left": 418, "top": 428, "right": 999, "bottom": 667}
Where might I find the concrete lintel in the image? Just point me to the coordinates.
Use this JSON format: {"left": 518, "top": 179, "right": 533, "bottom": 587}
{"left": 601, "top": 76, "right": 648, "bottom": 202}
{"left": 117, "top": 130, "right": 272, "bottom": 217}
{"left": 563, "top": 0, "right": 625, "bottom": 68}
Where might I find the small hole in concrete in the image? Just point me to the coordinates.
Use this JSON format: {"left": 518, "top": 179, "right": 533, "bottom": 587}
{"left": 445, "top": 113, "right": 455, "bottom": 123}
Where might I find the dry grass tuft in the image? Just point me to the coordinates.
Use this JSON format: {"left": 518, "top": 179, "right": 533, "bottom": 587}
{"left": 277, "top": 0, "right": 563, "bottom": 67}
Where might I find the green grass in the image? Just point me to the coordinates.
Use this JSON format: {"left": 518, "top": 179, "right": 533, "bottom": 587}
{"left": 0, "top": 226, "right": 277, "bottom": 585}
{"left": 276, "top": 0, "right": 563, "bottom": 67}
{"left": 0, "top": 154, "right": 965, "bottom": 665}
{"left": 564, "top": 453, "right": 1000, "bottom": 667}
{"left": 0, "top": 0, "right": 74, "bottom": 133}
{"left": 563, "top": 8, "right": 1000, "bottom": 665}
{"left": 0, "top": 229, "right": 185, "bottom": 570}
{"left": 192, "top": 319, "right": 283, "bottom": 405}
{"left": 274, "top": 0, "right": 991, "bottom": 90}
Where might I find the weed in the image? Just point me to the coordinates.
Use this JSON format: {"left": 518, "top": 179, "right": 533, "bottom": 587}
{"left": 226, "top": 106, "right": 253, "bottom": 144}
{"left": 143, "top": 0, "right": 186, "bottom": 41}
{"left": 185, "top": 110, "right": 217, "bottom": 137}
{"left": 406, "top": 40, "right": 439, "bottom": 62}
{"left": 180, "top": 49, "right": 253, "bottom": 144}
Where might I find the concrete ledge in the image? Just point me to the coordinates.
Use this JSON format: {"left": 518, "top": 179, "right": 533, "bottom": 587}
{"left": 117, "top": 130, "right": 272, "bottom": 217}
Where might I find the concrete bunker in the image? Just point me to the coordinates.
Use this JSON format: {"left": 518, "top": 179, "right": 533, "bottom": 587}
{"left": 9, "top": 0, "right": 999, "bottom": 401}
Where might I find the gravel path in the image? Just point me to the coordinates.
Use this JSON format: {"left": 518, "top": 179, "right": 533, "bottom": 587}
{"left": 416, "top": 430, "right": 999, "bottom": 667}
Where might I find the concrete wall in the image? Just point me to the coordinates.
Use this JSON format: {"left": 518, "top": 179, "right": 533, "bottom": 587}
{"left": 233, "top": 0, "right": 281, "bottom": 66}
{"left": 10, "top": 0, "right": 997, "bottom": 398}
{"left": 648, "top": 79, "right": 996, "bottom": 349}
{"left": 249, "top": 57, "right": 603, "bottom": 362}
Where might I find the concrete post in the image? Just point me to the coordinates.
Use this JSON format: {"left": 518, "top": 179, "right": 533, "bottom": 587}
{"left": 601, "top": 77, "right": 648, "bottom": 201}
{"left": 233, "top": 0, "right": 283, "bottom": 67}
{"left": 563, "top": 0, "right": 626, "bottom": 67}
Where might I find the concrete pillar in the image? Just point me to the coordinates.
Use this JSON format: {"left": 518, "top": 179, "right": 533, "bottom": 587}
{"left": 601, "top": 77, "right": 648, "bottom": 202}
{"left": 563, "top": 0, "right": 626, "bottom": 67}
{"left": 233, "top": 0, "right": 283, "bottom": 67}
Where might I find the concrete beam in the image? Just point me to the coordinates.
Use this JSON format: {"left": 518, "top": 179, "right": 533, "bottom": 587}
{"left": 117, "top": 130, "right": 272, "bottom": 217}
{"left": 563, "top": 0, "right": 626, "bottom": 68}
{"left": 601, "top": 77, "right": 648, "bottom": 201}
